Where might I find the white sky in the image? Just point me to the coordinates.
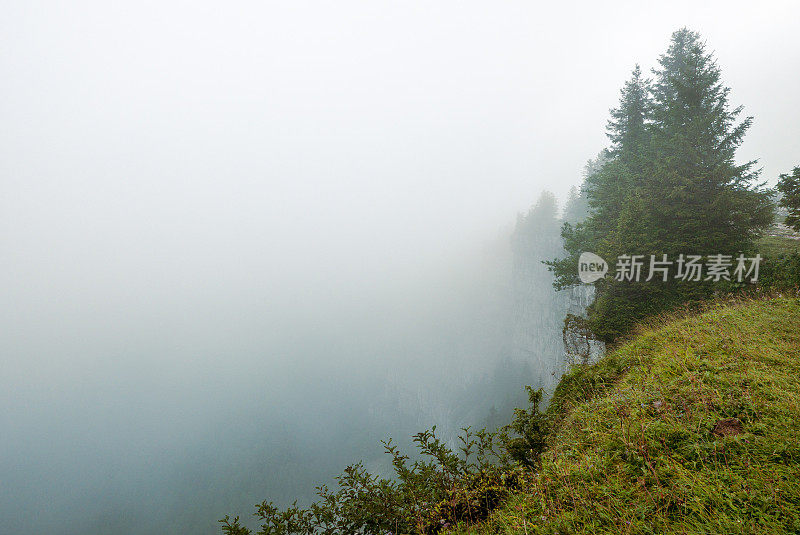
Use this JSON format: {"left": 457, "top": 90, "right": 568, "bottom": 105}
{"left": 1, "top": 0, "right": 799, "bottom": 365}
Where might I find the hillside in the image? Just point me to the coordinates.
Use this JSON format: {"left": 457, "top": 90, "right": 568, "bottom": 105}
{"left": 453, "top": 297, "right": 800, "bottom": 534}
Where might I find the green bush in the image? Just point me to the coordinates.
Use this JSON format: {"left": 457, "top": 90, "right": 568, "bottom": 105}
{"left": 498, "top": 387, "right": 549, "bottom": 470}
{"left": 449, "top": 297, "right": 800, "bottom": 535}
{"left": 221, "top": 392, "right": 550, "bottom": 535}
{"left": 758, "top": 251, "right": 800, "bottom": 293}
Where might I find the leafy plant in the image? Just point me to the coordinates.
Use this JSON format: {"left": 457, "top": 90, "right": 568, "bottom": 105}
{"left": 220, "top": 397, "right": 551, "bottom": 535}
{"left": 498, "top": 387, "right": 549, "bottom": 470}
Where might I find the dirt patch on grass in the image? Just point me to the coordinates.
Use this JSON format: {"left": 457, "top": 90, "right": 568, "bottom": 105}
{"left": 712, "top": 418, "right": 743, "bottom": 437}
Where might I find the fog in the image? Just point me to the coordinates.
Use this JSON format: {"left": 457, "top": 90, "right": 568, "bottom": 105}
{"left": 2, "top": 1, "right": 799, "bottom": 533}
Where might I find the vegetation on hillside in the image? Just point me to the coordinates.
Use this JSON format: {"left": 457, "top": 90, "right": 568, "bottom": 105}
{"left": 453, "top": 296, "right": 800, "bottom": 534}
{"left": 220, "top": 389, "right": 548, "bottom": 535}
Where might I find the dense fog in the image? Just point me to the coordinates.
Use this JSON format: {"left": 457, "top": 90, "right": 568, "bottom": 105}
{"left": 2, "top": 1, "right": 798, "bottom": 533}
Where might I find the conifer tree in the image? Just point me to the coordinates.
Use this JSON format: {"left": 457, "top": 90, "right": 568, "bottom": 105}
{"left": 513, "top": 191, "right": 563, "bottom": 270}
{"left": 606, "top": 64, "right": 650, "bottom": 161}
{"left": 551, "top": 29, "right": 773, "bottom": 341}
{"left": 548, "top": 66, "right": 652, "bottom": 290}
{"left": 563, "top": 185, "right": 588, "bottom": 225}
{"left": 585, "top": 65, "right": 651, "bottom": 239}
{"left": 645, "top": 28, "right": 772, "bottom": 255}
{"left": 777, "top": 166, "right": 800, "bottom": 231}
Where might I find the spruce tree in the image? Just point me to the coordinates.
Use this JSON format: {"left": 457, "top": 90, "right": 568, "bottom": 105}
{"left": 645, "top": 28, "right": 772, "bottom": 255}
{"left": 777, "top": 166, "right": 800, "bottom": 231}
{"left": 585, "top": 65, "right": 651, "bottom": 240}
{"left": 551, "top": 29, "right": 773, "bottom": 341}
{"left": 606, "top": 64, "right": 650, "bottom": 161}
{"left": 548, "top": 66, "right": 651, "bottom": 290}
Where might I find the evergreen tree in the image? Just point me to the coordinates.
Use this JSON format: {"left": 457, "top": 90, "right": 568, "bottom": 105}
{"left": 551, "top": 29, "right": 773, "bottom": 341}
{"left": 513, "top": 191, "right": 563, "bottom": 285}
{"left": 548, "top": 66, "right": 652, "bottom": 290}
{"left": 514, "top": 192, "right": 565, "bottom": 280}
{"left": 563, "top": 153, "right": 608, "bottom": 225}
{"left": 562, "top": 186, "right": 587, "bottom": 224}
{"left": 606, "top": 64, "right": 650, "bottom": 161}
{"left": 513, "top": 191, "right": 561, "bottom": 252}
{"left": 645, "top": 28, "right": 772, "bottom": 255}
{"left": 777, "top": 166, "right": 800, "bottom": 231}
{"left": 585, "top": 66, "right": 651, "bottom": 240}
{"left": 525, "top": 190, "right": 560, "bottom": 232}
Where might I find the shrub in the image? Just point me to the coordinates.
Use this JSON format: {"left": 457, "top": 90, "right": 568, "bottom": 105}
{"left": 221, "top": 390, "right": 550, "bottom": 535}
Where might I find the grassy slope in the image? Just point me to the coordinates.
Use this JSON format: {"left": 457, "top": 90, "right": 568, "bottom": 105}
{"left": 454, "top": 297, "right": 800, "bottom": 534}
{"left": 758, "top": 235, "right": 800, "bottom": 257}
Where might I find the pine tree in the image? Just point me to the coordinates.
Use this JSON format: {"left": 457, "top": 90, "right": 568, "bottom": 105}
{"left": 607, "top": 64, "right": 650, "bottom": 160}
{"left": 513, "top": 191, "right": 563, "bottom": 270}
{"left": 645, "top": 28, "right": 772, "bottom": 255}
{"left": 563, "top": 153, "right": 608, "bottom": 225}
{"left": 551, "top": 29, "right": 773, "bottom": 341}
{"left": 548, "top": 66, "right": 651, "bottom": 290}
{"left": 585, "top": 66, "right": 651, "bottom": 239}
{"left": 563, "top": 186, "right": 587, "bottom": 224}
{"left": 777, "top": 166, "right": 800, "bottom": 231}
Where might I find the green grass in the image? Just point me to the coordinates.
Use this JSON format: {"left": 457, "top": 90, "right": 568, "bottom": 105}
{"left": 757, "top": 235, "right": 800, "bottom": 257}
{"left": 451, "top": 297, "right": 800, "bottom": 534}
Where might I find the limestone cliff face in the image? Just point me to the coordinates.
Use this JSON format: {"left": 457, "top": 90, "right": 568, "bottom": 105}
{"left": 509, "top": 210, "right": 603, "bottom": 392}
